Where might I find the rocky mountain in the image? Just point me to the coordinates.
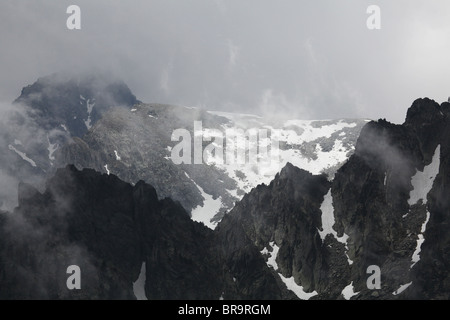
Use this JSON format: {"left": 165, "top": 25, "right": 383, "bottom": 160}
{"left": 54, "top": 103, "right": 368, "bottom": 228}
{"left": 0, "top": 164, "right": 289, "bottom": 299}
{"left": 0, "top": 73, "right": 138, "bottom": 210}
{"left": 1, "top": 96, "right": 448, "bottom": 299}
{"left": 14, "top": 72, "right": 139, "bottom": 138}
{"left": 1, "top": 73, "right": 448, "bottom": 299}
{"left": 222, "top": 97, "right": 449, "bottom": 299}
{"left": 1, "top": 74, "right": 367, "bottom": 229}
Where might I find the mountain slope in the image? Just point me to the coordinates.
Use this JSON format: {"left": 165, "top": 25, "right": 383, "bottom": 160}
{"left": 55, "top": 103, "right": 368, "bottom": 227}
{"left": 0, "top": 73, "right": 138, "bottom": 210}
{"left": 224, "top": 97, "right": 450, "bottom": 299}
{"left": 1, "top": 73, "right": 367, "bottom": 227}
{"left": 0, "top": 165, "right": 284, "bottom": 299}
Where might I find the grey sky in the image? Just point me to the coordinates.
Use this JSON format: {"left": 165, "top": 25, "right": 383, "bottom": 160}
{"left": 1, "top": 0, "right": 450, "bottom": 123}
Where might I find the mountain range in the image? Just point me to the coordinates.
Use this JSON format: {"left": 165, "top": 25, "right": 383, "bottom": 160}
{"left": 0, "top": 73, "right": 448, "bottom": 299}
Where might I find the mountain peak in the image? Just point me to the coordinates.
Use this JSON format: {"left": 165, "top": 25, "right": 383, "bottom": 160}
{"left": 14, "top": 72, "right": 139, "bottom": 138}
{"left": 404, "top": 98, "right": 445, "bottom": 127}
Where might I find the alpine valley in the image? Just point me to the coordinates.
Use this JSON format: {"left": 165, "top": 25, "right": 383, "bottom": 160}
{"left": 0, "top": 73, "right": 448, "bottom": 299}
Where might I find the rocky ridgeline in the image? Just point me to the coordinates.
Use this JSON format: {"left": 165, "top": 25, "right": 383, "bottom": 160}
{"left": 0, "top": 165, "right": 287, "bottom": 299}
{"left": 1, "top": 73, "right": 368, "bottom": 222}
{"left": 0, "top": 98, "right": 449, "bottom": 299}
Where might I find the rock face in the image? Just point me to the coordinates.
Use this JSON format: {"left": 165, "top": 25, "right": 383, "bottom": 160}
{"left": 14, "top": 72, "right": 139, "bottom": 138}
{"left": 0, "top": 165, "right": 284, "bottom": 299}
{"left": 216, "top": 164, "right": 351, "bottom": 299}
{"left": 213, "top": 98, "right": 450, "bottom": 299}
{"left": 0, "top": 73, "right": 138, "bottom": 210}
{"left": 54, "top": 103, "right": 368, "bottom": 227}
{"left": 331, "top": 98, "right": 449, "bottom": 299}
{"left": 1, "top": 72, "right": 367, "bottom": 224}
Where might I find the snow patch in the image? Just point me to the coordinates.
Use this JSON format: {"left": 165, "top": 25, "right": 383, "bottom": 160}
{"left": 199, "top": 117, "right": 363, "bottom": 198}
{"left": 104, "top": 164, "right": 110, "bottom": 175}
{"left": 282, "top": 119, "right": 357, "bottom": 143}
{"left": 261, "top": 242, "right": 279, "bottom": 270}
{"left": 318, "top": 190, "right": 336, "bottom": 240}
{"left": 226, "top": 188, "right": 239, "bottom": 199}
{"left": 408, "top": 145, "right": 440, "bottom": 206}
{"left": 407, "top": 145, "right": 439, "bottom": 268}
{"left": 278, "top": 274, "right": 318, "bottom": 300}
{"left": 318, "top": 189, "right": 353, "bottom": 265}
{"left": 114, "top": 150, "right": 121, "bottom": 161}
{"left": 260, "top": 240, "right": 318, "bottom": 299}
{"left": 188, "top": 173, "right": 223, "bottom": 229}
{"left": 133, "top": 262, "right": 148, "bottom": 300}
{"left": 392, "top": 282, "right": 412, "bottom": 296}
{"left": 411, "top": 212, "right": 430, "bottom": 269}
{"left": 341, "top": 281, "right": 359, "bottom": 300}
{"left": 84, "top": 99, "right": 95, "bottom": 129}
{"left": 47, "top": 135, "right": 58, "bottom": 162}
{"left": 8, "top": 145, "right": 36, "bottom": 167}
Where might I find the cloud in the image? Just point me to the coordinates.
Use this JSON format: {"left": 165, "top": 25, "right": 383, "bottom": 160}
{"left": 227, "top": 39, "right": 240, "bottom": 69}
{"left": 1, "top": 1, "right": 450, "bottom": 123}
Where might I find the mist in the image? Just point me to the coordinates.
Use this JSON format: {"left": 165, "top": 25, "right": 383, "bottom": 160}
{"left": 1, "top": 1, "right": 450, "bottom": 124}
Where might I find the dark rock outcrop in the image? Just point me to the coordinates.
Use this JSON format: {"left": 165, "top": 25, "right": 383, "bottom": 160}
{"left": 332, "top": 98, "right": 449, "bottom": 299}
{"left": 217, "top": 163, "right": 351, "bottom": 299}
{"left": 0, "top": 165, "right": 281, "bottom": 299}
{"left": 14, "top": 72, "right": 139, "bottom": 138}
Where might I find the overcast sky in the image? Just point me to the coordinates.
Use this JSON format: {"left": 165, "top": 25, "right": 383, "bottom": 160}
{"left": 1, "top": 0, "right": 450, "bottom": 123}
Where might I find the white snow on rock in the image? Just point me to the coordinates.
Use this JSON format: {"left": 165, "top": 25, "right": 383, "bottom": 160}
{"left": 187, "top": 173, "right": 223, "bottom": 230}
{"left": 179, "top": 111, "right": 367, "bottom": 226}
{"left": 341, "top": 281, "right": 359, "bottom": 300}
{"left": 411, "top": 212, "right": 430, "bottom": 269}
{"left": 260, "top": 241, "right": 317, "bottom": 300}
{"left": 60, "top": 124, "right": 68, "bottom": 132}
{"left": 318, "top": 189, "right": 336, "bottom": 241}
{"left": 392, "top": 281, "right": 412, "bottom": 296}
{"left": 84, "top": 99, "right": 95, "bottom": 129}
{"left": 282, "top": 119, "right": 357, "bottom": 143}
{"left": 260, "top": 241, "right": 279, "bottom": 270}
{"left": 104, "top": 164, "right": 110, "bottom": 175}
{"left": 408, "top": 145, "right": 440, "bottom": 206}
{"left": 318, "top": 189, "right": 353, "bottom": 265}
{"left": 114, "top": 150, "right": 121, "bottom": 161}
{"left": 47, "top": 135, "right": 58, "bottom": 162}
{"left": 133, "top": 262, "right": 148, "bottom": 300}
{"left": 278, "top": 274, "right": 318, "bottom": 300}
{"left": 202, "top": 112, "right": 365, "bottom": 195}
{"left": 8, "top": 145, "right": 36, "bottom": 167}
{"left": 408, "top": 145, "right": 440, "bottom": 268}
